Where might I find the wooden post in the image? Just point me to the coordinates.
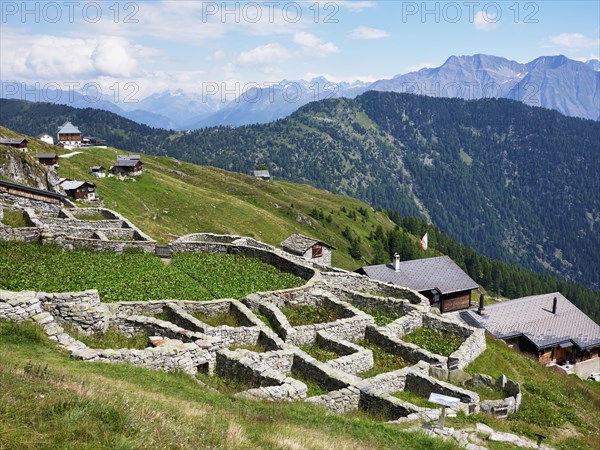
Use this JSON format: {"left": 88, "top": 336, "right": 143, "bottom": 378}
{"left": 439, "top": 406, "right": 447, "bottom": 429}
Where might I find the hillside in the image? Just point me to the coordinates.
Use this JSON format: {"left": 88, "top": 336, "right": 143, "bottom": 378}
{"left": 0, "top": 126, "right": 396, "bottom": 271}
{"left": 2, "top": 94, "right": 599, "bottom": 291}
{"left": 2, "top": 320, "right": 599, "bottom": 449}
{"left": 2, "top": 126, "right": 599, "bottom": 322}
{"left": 0, "top": 320, "right": 459, "bottom": 450}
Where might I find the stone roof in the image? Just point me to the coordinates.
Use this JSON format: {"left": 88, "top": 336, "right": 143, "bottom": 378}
{"left": 253, "top": 170, "right": 270, "bottom": 178}
{"left": 36, "top": 153, "right": 57, "bottom": 159}
{"left": 281, "top": 233, "right": 334, "bottom": 255}
{"left": 61, "top": 180, "right": 95, "bottom": 191}
{"left": 0, "top": 138, "right": 27, "bottom": 145}
{"left": 57, "top": 122, "right": 81, "bottom": 135}
{"left": 0, "top": 180, "right": 66, "bottom": 200}
{"left": 360, "top": 255, "right": 479, "bottom": 295}
{"left": 113, "top": 159, "right": 141, "bottom": 168}
{"left": 91, "top": 166, "right": 106, "bottom": 171}
{"left": 460, "top": 292, "right": 600, "bottom": 351}
{"left": 117, "top": 154, "right": 141, "bottom": 161}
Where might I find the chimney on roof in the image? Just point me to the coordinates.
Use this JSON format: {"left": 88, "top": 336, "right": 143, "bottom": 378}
{"left": 393, "top": 253, "right": 400, "bottom": 272}
{"left": 477, "top": 293, "right": 485, "bottom": 315}
{"left": 552, "top": 296, "right": 558, "bottom": 314}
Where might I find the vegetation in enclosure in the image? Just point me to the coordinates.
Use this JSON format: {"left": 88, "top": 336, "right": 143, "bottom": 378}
{"left": 0, "top": 242, "right": 304, "bottom": 302}
{"left": 1, "top": 208, "right": 29, "bottom": 228}
{"left": 392, "top": 390, "right": 436, "bottom": 408}
{"left": 191, "top": 311, "right": 241, "bottom": 328}
{"left": 280, "top": 304, "right": 342, "bottom": 327}
{"left": 64, "top": 325, "right": 149, "bottom": 350}
{"left": 229, "top": 342, "right": 268, "bottom": 353}
{"left": 195, "top": 372, "right": 256, "bottom": 395}
{"left": 254, "top": 310, "right": 277, "bottom": 332}
{"left": 402, "top": 327, "right": 464, "bottom": 357}
{"left": 359, "top": 306, "right": 404, "bottom": 326}
{"left": 466, "top": 383, "right": 506, "bottom": 401}
{"left": 291, "top": 373, "right": 329, "bottom": 397}
{"left": 357, "top": 340, "right": 410, "bottom": 378}
{"left": 152, "top": 312, "right": 172, "bottom": 322}
{"left": 171, "top": 253, "right": 305, "bottom": 299}
{"left": 300, "top": 342, "right": 341, "bottom": 362}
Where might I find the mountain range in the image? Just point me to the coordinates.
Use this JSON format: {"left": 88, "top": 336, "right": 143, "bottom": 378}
{"left": 2, "top": 92, "right": 598, "bottom": 292}
{"left": 2, "top": 54, "right": 598, "bottom": 129}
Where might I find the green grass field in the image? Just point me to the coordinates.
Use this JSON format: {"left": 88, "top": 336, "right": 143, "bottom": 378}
{"left": 0, "top": 241, "right": 304, "bottom": 301}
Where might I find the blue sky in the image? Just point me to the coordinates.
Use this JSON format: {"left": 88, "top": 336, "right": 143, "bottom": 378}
{"left": 1, "top": 1, "right": 598, "bottom": 98}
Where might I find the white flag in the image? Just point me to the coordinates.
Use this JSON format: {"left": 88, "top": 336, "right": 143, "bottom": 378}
{"left": 420, "top": 233, "right": 428, "bottom": 251}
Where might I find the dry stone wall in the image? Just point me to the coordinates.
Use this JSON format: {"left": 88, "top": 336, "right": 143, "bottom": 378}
{"left": 0, "top": 205, "right": 499, "bottom": 421}
{"left": 0, "top": 204, "right": 156, "bottom": 252}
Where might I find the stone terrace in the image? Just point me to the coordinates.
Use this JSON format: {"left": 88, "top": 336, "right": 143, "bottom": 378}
{"left": 0, "top": 199, "right": 522, "bottom": 425}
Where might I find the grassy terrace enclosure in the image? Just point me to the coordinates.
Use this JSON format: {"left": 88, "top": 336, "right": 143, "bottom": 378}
{"left": 402, "top": 327, "right": 464, "bottom": 357}
{"left": 0, "top": 320, "right": 459, "bottom": 450}
{"left": 0, "top": 242, "right": 304, "bottom": 301}
{"left": 280, "top": 305, "right": 342, "bottom": 327}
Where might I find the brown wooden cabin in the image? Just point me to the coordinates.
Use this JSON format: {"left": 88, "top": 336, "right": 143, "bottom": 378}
{"left": 0, "top": 138, "right": 28, "bottom": 149}
{"left": 281, "top": 233, "right": 335, "bottom": 266}
{"left": 60, "top": 180, "right": 97, "bottom": 201}
{"left": 460, "top": 293, "right": 600, "bottom": 365}
{"left": 36, "top": 153, "right": 59, "bottom": 166}
{"left": 0, "top": 180, "right": 67, "bottom": 205}
{"left": 110, "top": 158, "right": 143, "bottom": 176}
{"left": 358, "top": 255, "right": 479, "bottom": 313}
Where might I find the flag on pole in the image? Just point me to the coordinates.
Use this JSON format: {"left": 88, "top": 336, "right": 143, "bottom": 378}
{"left": 420, "top": 233, "right": 428, "bottom": 251}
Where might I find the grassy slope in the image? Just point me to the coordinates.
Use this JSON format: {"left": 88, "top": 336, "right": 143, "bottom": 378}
{"left": 0, "top": 320, "right": 458, "bottom": 450}
{"left": 448, "top": 336, "right": 600, "bottom": 450}
{"left": 0, "top": 126, "right": 395, "bottom": 270}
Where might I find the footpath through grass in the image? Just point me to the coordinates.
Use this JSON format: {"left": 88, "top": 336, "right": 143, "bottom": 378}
{"left": 0, "top": 320, "right": 459, "bottom": 450}
{"left": 0, "top": 241, "right": 305, "bottom": 302}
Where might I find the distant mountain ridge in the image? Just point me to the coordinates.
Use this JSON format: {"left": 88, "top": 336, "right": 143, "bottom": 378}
{"left": 370, "top": 54, "right": 600, "bottom": 121}
{"left": 2, "top": 54, "right": 598, "bottom": 129}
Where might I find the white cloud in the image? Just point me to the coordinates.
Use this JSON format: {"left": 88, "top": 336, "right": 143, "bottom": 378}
{"left": 550, "top": 33, "right": 600, "bottom": 48}
{"left": 293, "top": 32, "right": 339, "bottom": 56}
{"left": 235, "top": 43, "right": 290, "bottom": 71}
{"left": 78, "top": 0, "right": 309, "bottom": 44}
{"left": 0, "top": 29, "right": 150, "bottom": 80}
{"left": 206, "top": 50, "right": 225, "bottom": 61}
{"left": 474, "top": 10, "right": 499, "bottom": 31}
{"left": 349, "top": 26, "right": 390, "bottom": 40}
{"left": 338, "top": 1, "right": 376, "bottom": 12}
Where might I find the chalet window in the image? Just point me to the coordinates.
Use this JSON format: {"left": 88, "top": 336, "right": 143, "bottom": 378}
{"left": 312, "top": 245, "right": 323, "bottom": 258}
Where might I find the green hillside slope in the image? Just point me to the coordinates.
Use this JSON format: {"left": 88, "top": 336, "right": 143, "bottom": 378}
{"left": 0, "top": 126, "right": 395, "bottom": 271}
{"left": 2, "top": 95, "right": 598, "bottom": 291}
{"left": 2, "top": 126, "right": 599, "bottom": 322}
{"left": 0, "top": 320, "right": 459, "bottom": 450}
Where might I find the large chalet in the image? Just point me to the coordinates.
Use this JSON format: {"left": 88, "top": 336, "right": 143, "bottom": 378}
{"left": 457, "top": 293, "right": 600, "bottom": 377}
{"left": 358, "top": 255, "right": 479, "bottom": 313}
{"left": 57, "top": 122, "right": 82, "bottom": 147}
